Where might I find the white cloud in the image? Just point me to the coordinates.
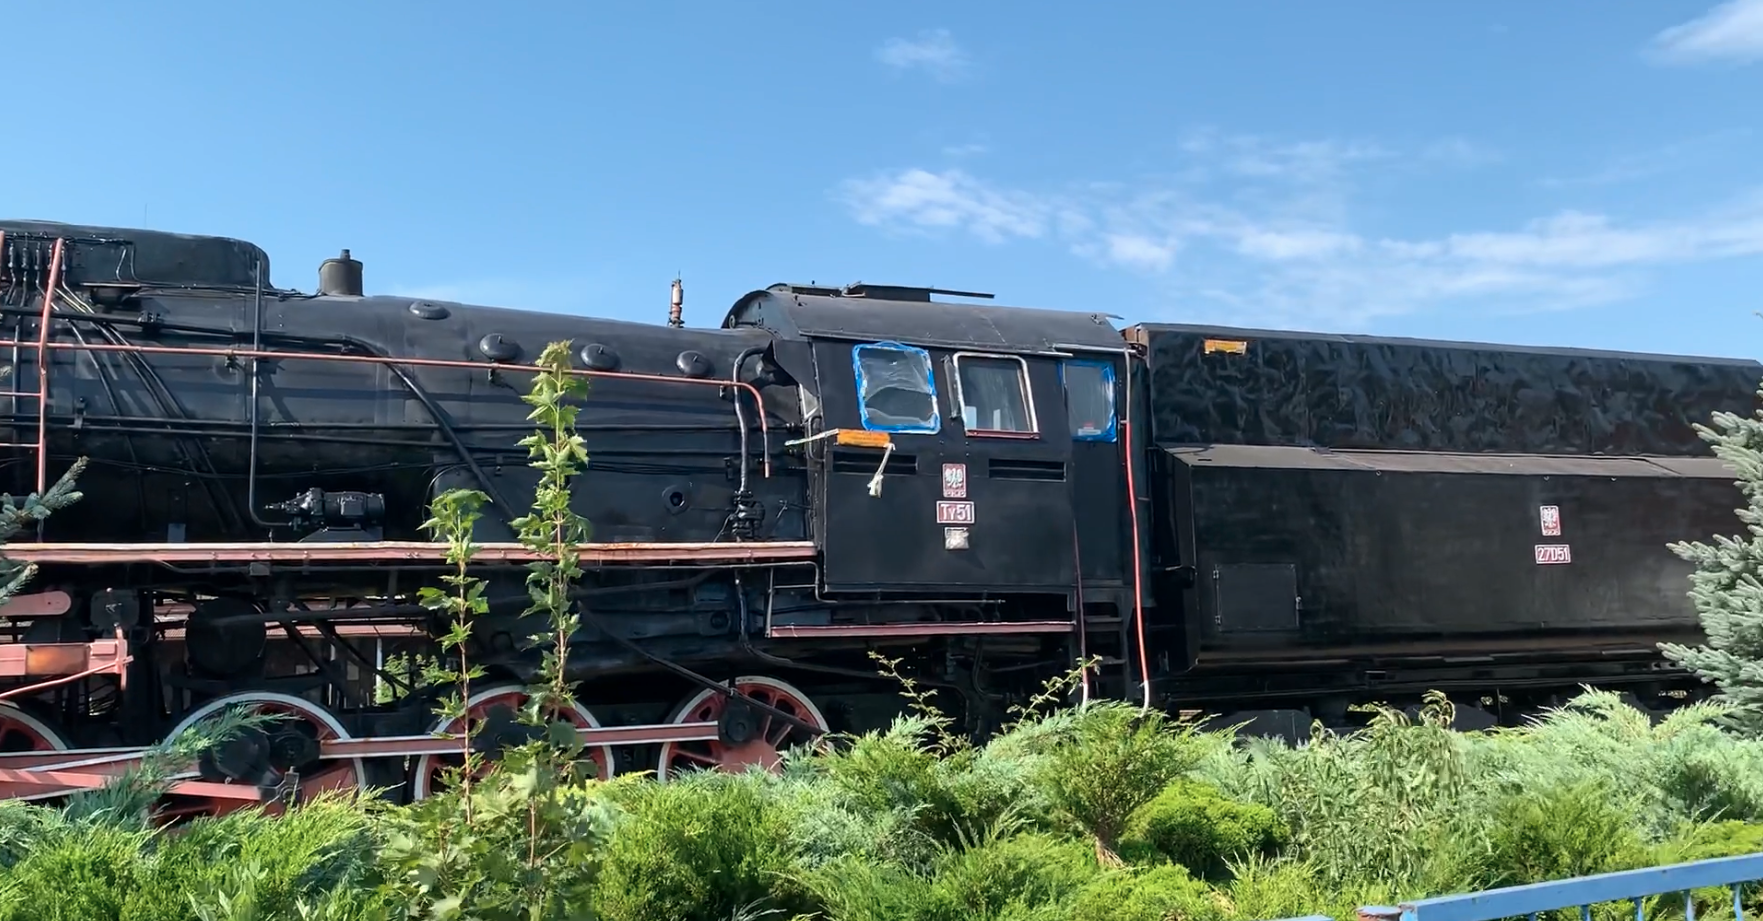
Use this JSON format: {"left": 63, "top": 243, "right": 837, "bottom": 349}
{"left": 942, "top": 142, "right": 990, "bottom": 158}
{"left": 1651, "top": 0, "right": 1763, "bottom": 65}
{"left": 1421, "top": 137, "right": 1505, "bottom": 168}
{"left": 1539, "top": 130, "right": 1751, "bottom": 188}
{"left": 833, "top": 132, "right": 1763, "bottom": 329}
{"left": 875, "top": 30, "right": 971, "bottom": 82}
{"left": 838, "top": 168, "right": 1049, "bottom": 244}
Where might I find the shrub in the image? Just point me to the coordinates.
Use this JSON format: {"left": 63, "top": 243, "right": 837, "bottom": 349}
{"left": 1120, "top": 779, "right": 1289, "bottom": 879}
{"left": 1023, "top": 703, "right": 1215, "bottom": 856}
{"left": 590, "top": 771, "right": 810, "bottom": 921}
{"left": 1069, "top": 863, "right": 1225, "bottom": 921}
{"left": 1467, "top": 778, "right": 1652, "bottom": 890}
{"left": 919, "top": 833, "right": 1096, "bottom": 921}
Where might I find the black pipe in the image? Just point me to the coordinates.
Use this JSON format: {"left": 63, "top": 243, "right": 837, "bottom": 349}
{"left": 729, "top": 346, "right": 763, "bottom": 500}
{"left": 245, "top": 258, "right": 280, "bottom": 530}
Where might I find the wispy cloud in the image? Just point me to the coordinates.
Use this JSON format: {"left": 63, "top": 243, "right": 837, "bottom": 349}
{"left": 1539, "top": 130, "right": 1752, "bottom": 188}
{"left": 941, "top": 141, "right": 990, "bottom": 158}
{"left": 875, "top": 29, "right": 971, "bottom": 82}
{"left": 839, "top": 168, "right": 1050, "bottom": 244}
{"left": 1421, "top": 137, "right": 1505, "bottom": 168}
{"left": 834, "top": 132, "right": 1763, "bottom": 328}
{"left": 1650, "top": 0, "right": 1763, "bottom": 65}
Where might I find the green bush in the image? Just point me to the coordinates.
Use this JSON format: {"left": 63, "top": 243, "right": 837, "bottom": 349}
{"left": 1466, "top": 778, "right": 1653, "bottom": 890}
{"left": 1024, "top": 703, "right": 1218, "bottom": 854}
{"left": 1069, "top": 864, "right": 1224, "bottom": 921}
{"left": 8, "top": 689, "right": 1763, "bottom": 921}
{"left": 589, "top": 771, "right": 810, "bottom": 921}
{"left": 919, "top": 833, "right": 1095, "bottom": 921}
{"left": 1120, "top": 779, "right": 1289, "bottom": 879}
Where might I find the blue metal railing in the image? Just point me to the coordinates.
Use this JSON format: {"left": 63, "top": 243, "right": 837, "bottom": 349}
{"left": 1276, "top": 852, "right": 1763, "bottom": 921}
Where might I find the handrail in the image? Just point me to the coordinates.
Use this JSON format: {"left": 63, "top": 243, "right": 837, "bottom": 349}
{"left": 1268, "top": 852, "right": 1763, "bottom": 921}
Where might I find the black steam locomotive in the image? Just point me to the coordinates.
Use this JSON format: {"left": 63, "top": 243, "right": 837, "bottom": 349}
{"left": 0, "top": 218, "right": 1754, "bottom": 811}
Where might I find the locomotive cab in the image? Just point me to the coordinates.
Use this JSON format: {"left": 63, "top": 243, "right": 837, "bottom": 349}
{"left": 725, "top": 284, "right": 1143, "bottom": 639}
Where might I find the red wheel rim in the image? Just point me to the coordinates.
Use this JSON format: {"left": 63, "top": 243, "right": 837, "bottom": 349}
{"left": 157, "top": 691, "right": 367, "bottom": 821}
{"left": 0, "top": 702, "right": 73, "bottom": 800}
{"left": 0, "top": 701, "right": 68, "bottom": 754}
{"left": 411, "top": 684, "right": 614, "bottom": 800}
{"left": 655, "top": 676, "right": 828, "bottom": 780}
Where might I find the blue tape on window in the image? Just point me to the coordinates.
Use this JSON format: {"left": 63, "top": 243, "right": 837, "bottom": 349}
{"left": 1060, "top": 359, "right": 1118, "bottom": 443}
{"left": 853, "top": 341, "right": 941, "bottom": 434}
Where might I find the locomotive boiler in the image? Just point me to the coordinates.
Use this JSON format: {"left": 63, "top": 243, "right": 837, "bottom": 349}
{"left": 0, "top": 217, "right": 1755, "bottom": 817}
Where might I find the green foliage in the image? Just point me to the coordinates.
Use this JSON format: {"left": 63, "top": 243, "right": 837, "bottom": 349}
{"left": 1068, "top": 864, "right": 1224, "bottom": 921}
{"left": 1025, "top": 702, "right": 1219, "bottom": 855}
{"left": 1465, "top": 778, "right": 1653, "bottom": 890}
{"left": 510, "top": 339, "right": 593, "bottom": 723}
{"left": 1661, "top": 380, "right": 1763, "bottom": 734}
{"left": 413, "top": 487, "right": 493, "bottom": 807}
{"left": 591, "top": 772, "right": 810, "bottom": 921}
{"left": 0, "top": 794, "right": 380, "bottom": 921}
{"left": 1119, "top": 779, "right": 1288, "bottom": 879}
{"left": 368, "top": 340, "right": 611, "bottom": 920}
{"left": 0, "top": 456, "right": 87, "bottom": 606}
{"left": 374, "top": 758, "right": 615, "bottom": 920}
{"left": 8, "top": 678, "right": 1763, "bottom": 920}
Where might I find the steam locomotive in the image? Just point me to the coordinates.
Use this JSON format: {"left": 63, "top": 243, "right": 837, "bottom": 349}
{"left": 0, "top": 218, "right": 1755, "bottom": 814}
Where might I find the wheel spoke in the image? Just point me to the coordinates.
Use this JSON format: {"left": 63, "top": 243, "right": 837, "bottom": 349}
{"left": 655, "top": 676, "right": 828, "bottom": 781}
{"left": 159, "top": 690, "right": 367, "bottom": 822}
{"left": 410, "top": 683, "right": 613, "bottom": 801}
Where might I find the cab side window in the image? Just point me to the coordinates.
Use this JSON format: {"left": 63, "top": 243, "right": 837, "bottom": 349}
{"left": 953, "top": 353, "right": 1038, "bottom": 435}
{"left": 1061, "top": 360, "right": 1117, "bottom": 442}
{"left": 853, "top": 342, "right": 940, "bottom": 433}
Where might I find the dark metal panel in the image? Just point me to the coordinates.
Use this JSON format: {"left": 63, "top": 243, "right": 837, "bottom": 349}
{"left": 1177, "top": 460, "right": 1741, "bottom": 653}
{"left": 0, "top": 219, "right": 271, "bottom": 289}
{"left": 1212, "top": 563, "right": 1298, "bottom": 633}
{"left": 725, "top": 288, "right": 1126, "bottom": 355}
{"left": 1134, "top": 324, "right": 1763, "bottom": 456}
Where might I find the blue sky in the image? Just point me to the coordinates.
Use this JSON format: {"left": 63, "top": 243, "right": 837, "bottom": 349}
{"left": 5, "top": 1, "right": 1762, "bottom": 357}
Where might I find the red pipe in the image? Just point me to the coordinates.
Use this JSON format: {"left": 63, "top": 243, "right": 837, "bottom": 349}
{"left": 1123, "top": 350, "right": 1151, "bottom": 710}
{"left": 2, "top": 332, "right": 774, "bottom": 477}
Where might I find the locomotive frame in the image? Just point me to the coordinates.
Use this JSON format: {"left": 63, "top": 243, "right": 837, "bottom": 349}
{"left": 0, "top": 219, "right": 1754, "bottom": 817}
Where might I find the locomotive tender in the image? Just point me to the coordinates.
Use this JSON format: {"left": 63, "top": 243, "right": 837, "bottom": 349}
{"left": 0, "top": 218, "right": 1756, "bottom": 814}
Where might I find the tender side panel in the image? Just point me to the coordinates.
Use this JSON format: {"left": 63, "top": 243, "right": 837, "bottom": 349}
{"left": 1134, "top": 325, "right": 1763, "bottom": 455}
{"left": 1162, "top": 446, "right": 1739, "bottom": 660}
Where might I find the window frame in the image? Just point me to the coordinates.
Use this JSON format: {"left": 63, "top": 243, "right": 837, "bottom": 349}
{"left": 1059, "top": 359, "right": 1118, "bottom": 443}
{"left": 951, "top": 351, "right": 1040, "bottom": 439}
{"left": 850, "top": 341, "right": 941, "bottom": 434}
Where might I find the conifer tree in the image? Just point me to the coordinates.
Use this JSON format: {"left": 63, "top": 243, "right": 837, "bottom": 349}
{"left": 0, "top": 457, "right": 87, "bottom": 605}
{"left": 1661, "top": 382, "right": 1763, "bottom": 733}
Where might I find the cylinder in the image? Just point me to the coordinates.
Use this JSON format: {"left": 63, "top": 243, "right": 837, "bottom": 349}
{"left": 319, "top": 249, "right": 363, "bottom": 297}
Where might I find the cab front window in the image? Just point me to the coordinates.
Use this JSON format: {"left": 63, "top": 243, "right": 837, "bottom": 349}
{"left": 954, "top": 353, "right": 1038, "bottom": 435}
